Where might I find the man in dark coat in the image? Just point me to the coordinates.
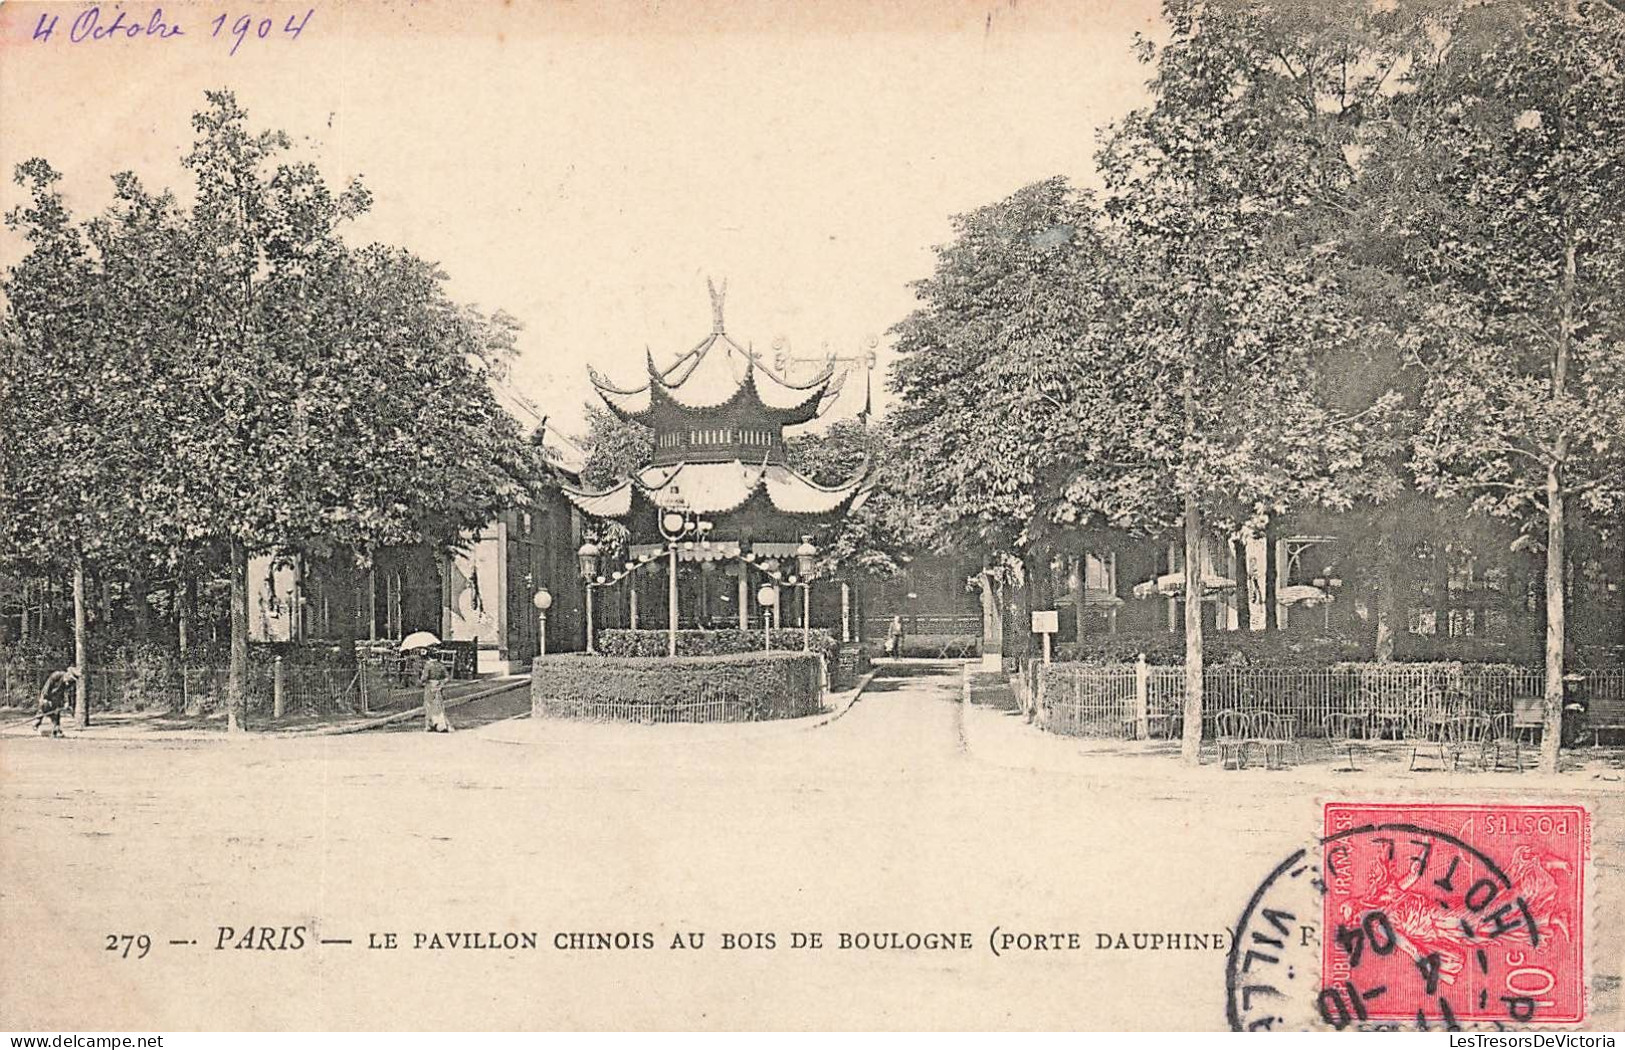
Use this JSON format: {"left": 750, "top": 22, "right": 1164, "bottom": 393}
{"left": 34, "top": 664, "right": 79, "bottom": 737}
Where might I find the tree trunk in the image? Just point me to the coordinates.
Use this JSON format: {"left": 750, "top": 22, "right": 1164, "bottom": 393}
{"left": 1374, "top": 540, "right": 1400, "bottom": 663}
{"left": 177, "top": 574, "right": 192, "bottom": 655}
{"left": 228, "top": 538, "right": 249, "bottom": 733}
{"left": 1263, "top": 520, "right": 1279, "bottom": 632}
{"left": 1023, "top": 550, "right": 1051, "bottom": 661}
{"left": 73, "top": 557, "right": 89, "bottom": 728}
{"left": 978, "top": 569, "right": 1003, "bottom": 669}
{"left": 1180, "top": 495, "right": 1205, "bottom": 766}
{"left": 1538, "top": 226, "right": 1577, "bottom": 775}
{"left": 1232, "top": 537, "right": 1251, "bottom": 631}
{"left": 1542, "top": 470, "right": 1565, "bottom": 773}
{"left": 131, "top": 572, "right": 149, "bottom": 643}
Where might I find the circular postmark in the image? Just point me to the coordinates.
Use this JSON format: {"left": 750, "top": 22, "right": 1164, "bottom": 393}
{"left": 1227, "top": 805, "right": 1586, "bottom": 1032}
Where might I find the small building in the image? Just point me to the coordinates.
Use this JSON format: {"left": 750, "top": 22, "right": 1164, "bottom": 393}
{"left": 560, "top": 283, "right": 870, "bottom": 636}
{"left": 249, "top": 383, "right": 590, "bottom": 673}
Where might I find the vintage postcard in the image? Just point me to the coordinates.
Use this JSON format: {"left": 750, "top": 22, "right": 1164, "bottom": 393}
{"left": 1, "top": 0, "right": 1622, "bottom": 1034}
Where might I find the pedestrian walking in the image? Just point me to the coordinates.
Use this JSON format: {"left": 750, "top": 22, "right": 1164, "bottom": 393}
{"left": 420, "top": 651, "right": 454, "bottom": 733}
{"left": 886, "top": 615, "right": 903, "bottom": 659}
{"left": 34, "top": 664, "right": 79, "bottom": 737}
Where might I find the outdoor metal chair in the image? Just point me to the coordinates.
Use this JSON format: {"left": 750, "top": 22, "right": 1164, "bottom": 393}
{"left": 1254, "top": 712, "right": 1299, "bottom": 770}
{"left": 1214, "top": 709, "right": 1249, "bottom": 770}
{"left": 1237, "top": 710, "right": 1279, "bottom": 770}
{"left": 1359, "top": 680, "right": 1409, "bottom": 740}
{"left": 1484, "top": 712, "right": 1525, "bottom": 772}
{"left": 1325, "top": 705, "right": 1370, "bottom": 772}
{"left": 1417, "top": 688, "right": 1465, "bottom": 744}
{"left": 1412, "top": 713, "right": 1489, "bottom": 772}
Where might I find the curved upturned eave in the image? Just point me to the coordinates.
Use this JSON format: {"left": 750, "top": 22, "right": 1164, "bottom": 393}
{"left": 633, "top": 461, "right": 762, "bottom": 517}
{"left": 762, "top": 459, "right": 870, "bottom": 516}
{"left": 560, "top": 478, "right": 634, "bottom": 519}
{"left": 640, "top": 369, "right": 830, "bottom": 426}
{"left": 588, "top": 365, "right": 656, "bottom": 425}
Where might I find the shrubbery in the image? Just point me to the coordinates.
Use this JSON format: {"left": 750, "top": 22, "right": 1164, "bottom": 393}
{"left": 1051, "top": 630, "right": 1623, "bottom": 669}
{"left": 530, "top": 651, "right": 823, "bottom": 722}
{"left": 0, "top": 640, "right": 354, "bottom": 713}
{"left": 597, "top": 628, "right": 840, "bottom": 677}
{"left": 1054, "top": 632, "right": 1369, "bottom": 667}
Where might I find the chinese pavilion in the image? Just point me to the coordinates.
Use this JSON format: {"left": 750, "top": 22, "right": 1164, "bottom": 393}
{"left": 561, "top": 281, "right": 870, "bottom": 634}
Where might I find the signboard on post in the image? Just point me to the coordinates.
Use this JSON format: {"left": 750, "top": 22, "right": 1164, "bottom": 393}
{"left": 1031, "top": 610, "right": 1059, "bottom": 664}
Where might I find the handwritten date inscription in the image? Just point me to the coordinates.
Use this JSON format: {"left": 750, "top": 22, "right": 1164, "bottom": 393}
{"left": 32, "top": 7, "right": 314, "bottom": 56}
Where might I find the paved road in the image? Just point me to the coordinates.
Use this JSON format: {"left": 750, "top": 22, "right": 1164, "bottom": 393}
{"left": 2, "top": 661, "right": 1619, "bottom": 1030}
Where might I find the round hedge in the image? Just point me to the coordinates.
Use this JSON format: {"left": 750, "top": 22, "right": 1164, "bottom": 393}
{"left": 530, "top": 651, "right": 824, "bottom": 723}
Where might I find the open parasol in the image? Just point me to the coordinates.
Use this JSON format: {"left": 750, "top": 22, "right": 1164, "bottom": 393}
{"left": 399, "top": 631, "right": 441, "bottom": 652}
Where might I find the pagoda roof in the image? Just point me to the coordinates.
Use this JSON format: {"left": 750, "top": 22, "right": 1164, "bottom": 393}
{"left": 588, "top": 303, "right": 846, "bottom": 427}
{"left": 560, "top": 458, "right": 871, "bottom": 520}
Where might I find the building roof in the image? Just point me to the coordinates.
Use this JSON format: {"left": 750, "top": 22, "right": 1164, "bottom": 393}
{"left": 587, "top": 295, "right": 847, "bottom": 427}
{"left": 488, "top": 376, "right": 588, "bottom": 475}
{"left": 560, "top": 458, "right": 870, "bottom": 520}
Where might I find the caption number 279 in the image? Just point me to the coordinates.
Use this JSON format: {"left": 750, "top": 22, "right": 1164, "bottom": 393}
{"left": 105, "top": 933, "right": 151, "bottom": 959}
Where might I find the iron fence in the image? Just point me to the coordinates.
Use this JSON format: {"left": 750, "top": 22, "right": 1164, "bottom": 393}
{"left": 1036, "top": 663, "right": 1625, "bottom": 742}
{"left": 1, "top": 660, "right": 363, "bottom": 720}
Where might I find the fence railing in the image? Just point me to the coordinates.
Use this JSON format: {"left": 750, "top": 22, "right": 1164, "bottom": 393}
{"left": 1033, "top": 662, "right": 1625, "bottom": 742}
{"left": 1, "top": 660, "right": 365, "bottom": 720}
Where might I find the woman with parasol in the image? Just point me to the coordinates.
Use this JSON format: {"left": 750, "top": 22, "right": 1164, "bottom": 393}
{"left": 401, "top": 632, "right": 454, "bottom": 733}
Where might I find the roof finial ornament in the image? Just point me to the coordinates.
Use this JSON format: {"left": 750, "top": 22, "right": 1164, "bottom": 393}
{"left": 707, "top": 276, "right": 728, "bottom": 334}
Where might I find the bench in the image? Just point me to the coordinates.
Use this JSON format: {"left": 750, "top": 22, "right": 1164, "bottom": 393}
{"left": 1513, "top": 691, "right": 1625, "bottom": 746}
{"left": 1589, "top": 691, "right": 1624, "bottom": 745}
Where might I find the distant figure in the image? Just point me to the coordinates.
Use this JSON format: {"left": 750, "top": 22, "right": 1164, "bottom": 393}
{"left": 887, "top": 616, "right": 904, "bottom": 659}
{"left": 34, "top": 664, "right": 79, "bottom": 737}
{"left": 420, "top": 652, "right": 453, "bottom": 733}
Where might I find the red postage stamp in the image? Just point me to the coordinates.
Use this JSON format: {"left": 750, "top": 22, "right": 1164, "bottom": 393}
{"left": 1321, "top": 803, "right": 1588, "bottom": 1027}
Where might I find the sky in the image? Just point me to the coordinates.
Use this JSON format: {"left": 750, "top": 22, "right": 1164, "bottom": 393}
{"left": 0, "top": 0, "right": 1161, "bottom": 434}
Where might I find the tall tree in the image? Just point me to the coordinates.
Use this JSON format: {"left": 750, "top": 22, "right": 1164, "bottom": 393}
{"left": 785, "top": 419, "right": 932, "bottom": 579}
{"left": 85, "top": 172, "right": 217, "bottom": 657}
{"left": 171, "top": 90, "right": 374, "bottom": 728}
{"left": 889, "top": 177, "right": 1121, "bottom": 658}
{"left": 0, "top": 159, "right": 131, "bottom": 725}
{"left": 1072, "top": 0, "right": 1407, "bottom": 763}
{"left": 1393, "top": 1, "right": 1625, "bottom": 770}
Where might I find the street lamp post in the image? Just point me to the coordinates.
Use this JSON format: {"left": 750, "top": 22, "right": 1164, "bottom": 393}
{"left": 795, "top": 536, "right": 818, "bottom": 652}
{"left": 757, "top": 584, "right": 777, "bottom": 652}
{"left": 577, "top": 542, "right": 600, "bottom": 653}
{"left": 658, "top": 507, "right": 712, "bottom": 657}
{"left": 532, "top": 587, "right": 553, "bottom": 657}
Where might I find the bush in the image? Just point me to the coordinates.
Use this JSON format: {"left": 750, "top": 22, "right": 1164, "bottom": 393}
{"left": 1054, "top": 632, "right": 1369, "bottom": 667}
{"left": 1389, "top": 635, "right": 1540, "bottom": 665}
{"left": 530, "top": 651, "right": 823, "bottom": 722}
{"left": 598, "top": 628, "right": 840, "bottom": 677}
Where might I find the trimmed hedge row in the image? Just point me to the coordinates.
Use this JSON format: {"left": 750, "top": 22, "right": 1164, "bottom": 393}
{"left": 1055, "top": 633, "right": 1369, "bottom": 667}
{"left": 530, "top": 651, "right": 824, "bottom": 723}
{"left": 1054, "top": 633, "right": 1625, "bottom": 669}
{"left": 597, "top": 628, "right": 843, "bottom": 683}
